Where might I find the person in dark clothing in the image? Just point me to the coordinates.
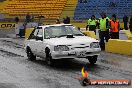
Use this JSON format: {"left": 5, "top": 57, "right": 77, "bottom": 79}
{"left": 26, "top": 13, "right": 31, "bottom": 23}
{"left": 123, "top": 15, "right": 129, "bottom": 30}
{"left": 78, "top": 27, "right": 81, "bottom": 31}
{"left": 31, "top": 15, "right": 34, "bottom": 22}
{"left": 63, "top": 18, "right": 66, "bottom": 24}
{"left": 38, "top": 15, "right": 45, "bottom": 26}
{"left": 80, "top": 0, "right": 87, "bottom": 3}
{"left": 63, "top": 16, "right": 70, "bottom": 24}
{"left": 14, "top": 17, "right": 19, "bottom": 23}
{"left": 66, "top": 16, "right": 70, "bottom": 24}
{"left": 129, "top": 17, "right": 132, "bottom": 32}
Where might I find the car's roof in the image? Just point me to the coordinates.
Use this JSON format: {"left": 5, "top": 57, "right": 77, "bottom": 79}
{"left": 39, "top": 24, "right": 73, "bottom": 28}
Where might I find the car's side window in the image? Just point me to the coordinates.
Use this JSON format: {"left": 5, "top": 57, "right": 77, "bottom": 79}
{"left": 37, "top": 29, "right": 43, "bottom": 36}
{"left": 29, "top": 29, "right": 39, "bottom": 39}
{"left": 44, "top": 27, "right": 52, "bottom": 39}
{"left": 36, "top": 29, "right": 43, "bottom": 41}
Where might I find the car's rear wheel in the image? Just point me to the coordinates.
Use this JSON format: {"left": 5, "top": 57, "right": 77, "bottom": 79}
{"left": 87, "top": 55, "right": 98, "bottom": 64}
{"left": 26, "top": 48, "right": 36, "bottom": 61}
{"left": 45, "top": 48, "right": 54, "bottom": 66}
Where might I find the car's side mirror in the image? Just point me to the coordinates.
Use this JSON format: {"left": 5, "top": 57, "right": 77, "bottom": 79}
{"left": 36, "top": 35, "right": 43, "bottom": 41}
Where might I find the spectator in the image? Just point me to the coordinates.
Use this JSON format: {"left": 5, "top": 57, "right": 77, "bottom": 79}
{"left": 15, "top": 22, "right": 19, "bottom": 38}
{"left": 56, "top": 19, "right": 60, "bottom": 24}
{"left": 38, "top": 15, "right": 45, "bottom": 26}
{"left": 63, "top": 18, "right": 66, "bottom": 24}
{"left": 98, "top": 13, "right": 110, "bottom": 50}
{"left": 66, "top": 16, "right": 70, "bottom": 24}
{"left": 78, "top": 27, "right": 81, "bottom": 31}
{"left": 109, "top": 2, "right": 117, "bottom": 7}
{"left": 26, "top": 13, "right": 31, "bottom": 23}
{"left": 123, "top": 15, "right": 129, "bottom": 30}
{"left": 19, "top": 23, "right": 25, "bottom": 38}
{"left": 14, "top": 17, "right": 19, "bottom": 23}
{"left": 86, "top": 15, "right": 97, "bottom": 34}
{"left": 31, "top": 14, "right": 34, "bottom": 22}
{"left": 15, "top": 22, "right": 25, "bottom": 38}
{"left": 63, "top": 16, "right": 70, "bottom": 24}
{"left": 80, "top": 0, "right": 87, "bottom": 3}
{"left": 109, "top": 14, "right": 120, "bottom": 39}
{"left": 129, "top": 17, "right": 132, "bottom": 32}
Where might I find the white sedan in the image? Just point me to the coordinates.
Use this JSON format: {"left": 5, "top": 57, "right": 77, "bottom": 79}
{"left": 25, "top": 24, "right": 101, "bottom": 66}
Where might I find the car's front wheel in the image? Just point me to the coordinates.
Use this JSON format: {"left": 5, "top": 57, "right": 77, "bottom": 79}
{"left": 45, "top": 49, "right": 54, "bottom": 66}
{"left": 87, "top": 55, "right": 98, "bottom": 64}
{"left": 26, "top": 48, "right": 36, "bottom": 61}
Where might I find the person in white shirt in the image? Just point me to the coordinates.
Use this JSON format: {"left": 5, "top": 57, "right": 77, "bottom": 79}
{"left": 15, "top": 23, "right": 20, "bottom": 37}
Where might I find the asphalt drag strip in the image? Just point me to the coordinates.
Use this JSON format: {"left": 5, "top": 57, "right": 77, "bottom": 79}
{"left": 0, "top": 38, "right": 131, "bottom": 88}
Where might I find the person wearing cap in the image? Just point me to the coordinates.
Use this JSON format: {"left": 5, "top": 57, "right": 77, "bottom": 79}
{"left": 109, "top": 14, "right": 120, "bottom": 39}
{"left": 86, "top": 15, "right": 97, "bottom": 34}
{"left": 98, "top": 13, "right": 110, "bottom": 50}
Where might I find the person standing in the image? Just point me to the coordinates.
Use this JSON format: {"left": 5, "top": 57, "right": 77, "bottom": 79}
{"left": 86, "top": 15, "right": 97, "bottom": 34}
{"left": 19, "top": 23, "right": 25, "bottom": 38}
{"left": 31, "top": 14, "right": 34, "bottom": 22}
{"left": 63, "top": 18, "right": 66, "bottom": 24}
{"left": 123, "top": 15, "right": 129, "bottom": 30}
{"left": 63, "top": 16, "right": 70, "bottom": 24}
{"left": 109, "top": 14, "right": 120, "bottom": 39}
{"left": 26, "top": 13, "right": 31, "bottom": 23}
{"left": 66, "top": 16, "right": 70, "bottom": 24}
{"left": 14, "top": 17, "right": 20, "bottom": 38}
{"left": 14, "top": 17, "right": 19, "bottom": 23}
{"left": 15, "top": 22, "right": 20, "bottom": 38}
{"left": 129, "top": 17, "right": 132, "bottom": 32}
{"left": 56, "top": 19, "right": 60, "bottom": 24}
{"left": 98, "top": 13, "right": 110, "bottom": 50}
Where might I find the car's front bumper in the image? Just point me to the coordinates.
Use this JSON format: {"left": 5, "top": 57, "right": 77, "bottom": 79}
{"left": 51, "top": 48, "right": 101, "bottom": 59}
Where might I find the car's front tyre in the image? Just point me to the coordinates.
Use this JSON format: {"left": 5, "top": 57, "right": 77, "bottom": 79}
{"left": 87, "top": 55, "right": 98, "bottom": 64}
{"left": 26, "top": 47, "right": 36, "bottom": 61}
{"left": 45, "top": 48, "right": 54, "bottom": 66}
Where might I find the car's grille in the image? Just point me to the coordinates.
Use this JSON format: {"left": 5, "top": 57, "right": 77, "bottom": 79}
{"left": 73, "top": 46, "right": 89, "bottom": 49}
{"left": 67, "top": 44, "right": 90, "bottom": 50}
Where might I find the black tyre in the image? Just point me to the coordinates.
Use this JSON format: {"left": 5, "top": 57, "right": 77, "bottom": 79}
{"left": 80, "top": 78, "right": 91, "bottom": 86}
{"left": 45, "top": 49, "right": 54, "bottom": 66}
{"left": 87, "top": 55, "right": 98, "bottom": 64}
{"left": 26, "top": 48, "right": 36, "bottom": 61}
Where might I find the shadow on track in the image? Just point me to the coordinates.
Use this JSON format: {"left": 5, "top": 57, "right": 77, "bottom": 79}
{"left": 30, "top": 58, "right": 99, "bottom": 72}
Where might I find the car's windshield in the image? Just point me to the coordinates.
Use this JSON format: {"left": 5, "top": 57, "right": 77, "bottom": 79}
{"left": 44, "top": 25, "right": 84, "bottom": 38}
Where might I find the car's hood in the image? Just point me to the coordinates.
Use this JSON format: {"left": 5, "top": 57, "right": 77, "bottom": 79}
{"left": 45, "top": 36, "right": 98, "bottom": 45}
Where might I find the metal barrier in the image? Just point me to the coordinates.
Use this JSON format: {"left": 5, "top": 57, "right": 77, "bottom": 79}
{"left": 105, "top": 39, "right": 132, "bottom": 56}
{"left": 123, "top": 30, "right": 132, "bottom": 40}
{"left": 82, "top": 31, "right": 96, "bottom": 39}
{"left": 25, "top": 28, "right": 34, "bottom": 39}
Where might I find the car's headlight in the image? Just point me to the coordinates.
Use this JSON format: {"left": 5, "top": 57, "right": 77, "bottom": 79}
{"left": 54, "top": 45, "right": 69, "bottom": 51}
{"left": 90, "top": 42, "right": 100, "bottom": 48}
